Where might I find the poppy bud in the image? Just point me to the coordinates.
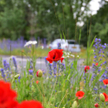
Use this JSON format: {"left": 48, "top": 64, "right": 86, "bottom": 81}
{"left": 72, "top": 101, "right": 78, "bottom": 108}
{"left": 36, "top": 80, "right": 39, "bottom": 84}
{"left": 94, "top": 103, "right": 99, "bottom": 108}
{"left": 14, "top": 74, "right": 20, "bottom": 79}
{"left": 36, "top": 69, "right": 43, "bottom": 77}
{"left": 100, "top": 93, "right": 105, "bottom": 102}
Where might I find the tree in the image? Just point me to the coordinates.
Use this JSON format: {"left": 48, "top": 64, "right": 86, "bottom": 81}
{"left": 34, "top": 0, "right": 91, "bottom": 40}
{"left": 81, "top": 1, "right": 108, "bottom": 46}
{"left": 0, "top": 0, "right": 92, "bottom": 42}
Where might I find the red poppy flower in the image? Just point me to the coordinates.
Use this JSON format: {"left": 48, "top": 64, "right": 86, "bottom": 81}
{"left": 0, "top": 80, "right": 18, "bottom": 108}
{"left": 103, "top": 93, "right": 108, "bottom": 101}
{"left": 94, "top": 103, "right": 99, "bottom": 108}
{"left": 0, "top": 99, "right": 19, "bottom": 108}
{"left": 76, "top": 91, "right": 85, "bottom": 99}
{"left": 103, "top": 79, "right": 108, "bottom": 85}
{"left": 84, "top": 66, "right": 90, "bottom": 73}
{"left": 18, "top": 100, "right": 43, "bottom": 108}
{"left": 95, "top": 63, "right": 98, "bottom": 66}
{"left": 46, "top": 49, "right": 64, "bottom": 63}
{"left": 36, "top": 80, "right": 39, "bottom": 84}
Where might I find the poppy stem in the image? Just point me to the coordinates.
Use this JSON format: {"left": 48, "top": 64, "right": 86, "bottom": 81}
{"left": 47, "top": 74, "right": 58, "bottom": 106}
{"left": 36, "top": 82, "right": 43, "bottom": 101}
{"left": 104, "top": 102, "right": 107, "bottom": 108}
{"left": 41, "top": 77, "right": 45, "bottom": 104}
{"left": 58, "top": 89, "right": 69, "bottom": 108}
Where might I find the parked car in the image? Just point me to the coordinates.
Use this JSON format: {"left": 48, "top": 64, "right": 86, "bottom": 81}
{"left": 48, "top": 39, "right": 81, "bottom": 52}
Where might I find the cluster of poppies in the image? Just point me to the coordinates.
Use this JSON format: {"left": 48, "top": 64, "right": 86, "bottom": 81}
{"left": 84, "top": 63, "right": 98, "bottom": 73}
{"left": 75, "top": 90, "right": 108, "bottom": 108}
{"left": 84, "top": 64, "right": 108, "bottom": 108}
{"left": 2, "top": 49, "right": 107, "bottom": 108}
{"left": 95, "top": 91, "right": 108, "bottom": 108}
{"left": 46, "top": 49, "right": 107, "bottom": 107}
{"left": 0, "top": 80, "right": 43, "bottom": 108}
{"left": 100, "top": 79, "right": 108, "bottom": 102}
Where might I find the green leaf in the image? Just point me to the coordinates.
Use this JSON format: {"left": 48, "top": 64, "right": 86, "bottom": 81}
{"left": 60, "top": 33, "right": 62, "bottom": 40}
{"left": 89, "top": 35, "right": 96, "bottom": 49}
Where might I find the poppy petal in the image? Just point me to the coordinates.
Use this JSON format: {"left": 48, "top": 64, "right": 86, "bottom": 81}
{"left": 61, "top": 58, "right": 64, "bottom": 63}
{"left": 46, "top": 58, "right": 53, "bottom": 63}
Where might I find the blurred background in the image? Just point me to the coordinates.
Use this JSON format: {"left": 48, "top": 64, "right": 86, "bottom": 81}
{"left": 0, "top": 0, "right": 108, "bottom": 53}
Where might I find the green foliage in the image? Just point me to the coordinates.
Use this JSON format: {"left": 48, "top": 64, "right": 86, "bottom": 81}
{"left": 10, "top": 57, "right": 106, "bottom": 108}
{"left": 0, "top": 0, "right": 92, "bottom": 42}
{"left": 0, "top": 7, "right": 25, "bottom": 40}
{"left": 81, "top": 2, "right": 108, "bottom": 46}
{"left": 1, "top": 39, "right": 108, "bottom": 107}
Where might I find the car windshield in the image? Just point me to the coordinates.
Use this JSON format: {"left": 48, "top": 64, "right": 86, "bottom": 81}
{"left": 52, "top": 39, "right": 66, "bottom": 44}
{"left": 67, "top": 41, "right": 77, "bottom": 44}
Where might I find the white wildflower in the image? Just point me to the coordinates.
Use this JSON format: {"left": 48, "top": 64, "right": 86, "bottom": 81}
{"left": 24, "top": 40, "right": 37, "bottom": 47}
{"left": 71, "top": 54, "right": 75, "bottom": 57}
{"left": 55, "top": 3, "right": 58, "bottom": 6}
{"left": 62, "top": 56, "right": 65, "bottom": 58}
{"left": 77, "top": 55, "right": 79, "bottom": 58}
{"left": 67, "top": 56, "right": 69, "bottom": 58}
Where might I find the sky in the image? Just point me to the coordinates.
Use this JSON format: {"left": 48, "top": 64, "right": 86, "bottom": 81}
{"left": 77, "top": 0, "right": 101, "bottom": 26}
{"left": 89, "top": 0, "right": 101, "bottom": 15}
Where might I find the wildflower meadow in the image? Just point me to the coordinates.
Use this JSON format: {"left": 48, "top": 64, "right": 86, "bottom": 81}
{"left": 0, "top": 38, "right": 108, "bottom": 108}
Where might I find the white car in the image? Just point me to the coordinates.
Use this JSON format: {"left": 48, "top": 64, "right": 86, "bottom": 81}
{"left": 49, "top": 39, "right": 81, "bottom": 52}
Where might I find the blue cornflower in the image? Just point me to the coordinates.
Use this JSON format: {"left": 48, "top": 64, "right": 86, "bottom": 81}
{"left": 12, "top": 57, "right": 17, "bottom": 72}
{"left": 0, "top": 68, "right": 5, "bottom": 78}
{"left": 49, "top": 63, "right": 52, "bottom": 69}
{"left": 94, "top": 56, "right": 97, "bottom": 58}
{"left": 100, "top": 58, "right": 102, "bottom": 61}
{"left": 53, "top": 61, "right": 57, "bottom": 68}
{"left": 18, "top": 76, "right": 21, "bottom": 82}
{"left": 55, "top": 105, "right": 57, "bottom": 108}
{"left": 99, "top": 78, "right": 103, "bottom": 82}
{"left": 44, "top": 57, "right": 48, "bottom": 66}
{"left": 30, "top": 61, "right": 33, "bottom": 69}
{"left": 71, "top": 63, "right": 73, "bottom": 68}
{"left": 3, "top": 60, "right": 7, "bottom": 70}
{"left": 94, "top": 38, "right": 98, "bottom": 42}
{"left": 102, "top": 55, "right": 104, "bottom": 57}
{"left": 98, "top": 51, "right": 101, "bottom": 54}
{"left": 98, "top": 69, "right": 101, "bottom": 72}
{"left": 103, "top": 85, "right": 107, "bottom": 89}
{"left": 54, "top": 75, "right": 56, "bottom": 78}
{"left": 99, "top": 44, "right": 101, "bottom": 47}
{"left": 103, "top": 61, "right": 107, "bottom": 64}
{"left": 105, "top": 70, "right": 107, "bottom": 73}
{"left": 93, "top": 87, "right": 98, "bottom": 91}
{"left": 102, "top": 73, "right": 107, "bottom": 78}
{"left": 12, "top": 57, "right": 17, "bottom": 68}
{"left": 57, "top": 43, "right": 61, "bottom": 49}
{"left": 29, "top": 69, "right": 33, "bottom": 74}
{"left": 7, "top": 63, "right": 11, "bottom": 71}
{"left": 93, "top": 68, "right": 96, "bottom": 72}
{"left": 98, "top": 39, "right": 101, "bottom": 42}
{"left": 95, "top": 46, "right": 98, "bottom": 49}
